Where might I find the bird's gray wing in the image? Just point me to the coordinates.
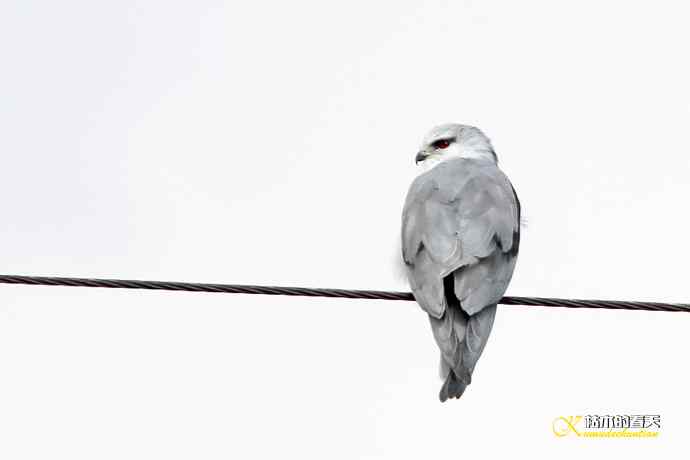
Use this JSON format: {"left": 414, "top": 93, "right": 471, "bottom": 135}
{"left": 401, "top": 159, "right": 520, "bottom": 318}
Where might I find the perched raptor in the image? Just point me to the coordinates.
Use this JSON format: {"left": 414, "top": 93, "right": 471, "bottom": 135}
{"left": 401, "top": 124, "right": 520, "bottom": 402}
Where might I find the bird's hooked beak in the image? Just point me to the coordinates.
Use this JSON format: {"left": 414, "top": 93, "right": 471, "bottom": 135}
{"left": 415, "top": 149, "right": 429, "bottom": 164}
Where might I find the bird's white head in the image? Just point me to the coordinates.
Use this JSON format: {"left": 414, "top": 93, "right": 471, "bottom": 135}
{"left": 415, "top": 123, "right": 497, "bottom": 170}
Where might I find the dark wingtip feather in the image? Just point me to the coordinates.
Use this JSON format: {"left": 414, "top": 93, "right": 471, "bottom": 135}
{"left": 439, "top": 371, "right": 467, "bottom": 402}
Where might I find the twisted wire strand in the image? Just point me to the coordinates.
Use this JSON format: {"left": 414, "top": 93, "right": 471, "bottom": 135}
{"left": 0, "top": 274, "right": 689, "bottom": 313}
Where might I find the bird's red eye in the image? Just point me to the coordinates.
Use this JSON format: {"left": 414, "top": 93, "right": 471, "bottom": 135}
{"left": 432, "top": 139, "right": 451, "bottom": 149}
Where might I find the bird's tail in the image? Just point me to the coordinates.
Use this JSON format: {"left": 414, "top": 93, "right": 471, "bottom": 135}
{"left": 431, "top": 277, "right": 497, "bottom": 402}
{"left": 439, "top": 366, "right": 468, "bottom": 401}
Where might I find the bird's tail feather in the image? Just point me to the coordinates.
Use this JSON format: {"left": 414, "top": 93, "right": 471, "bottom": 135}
{"left": 439, "top": 370, "right": 468, "bottom": 402}
{"left": 430, "top": 277, "right": 497, "bottom": 402}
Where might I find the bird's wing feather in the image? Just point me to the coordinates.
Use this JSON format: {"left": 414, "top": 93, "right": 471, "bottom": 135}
{"left": 402, "top": 158, "right": 520, "bottom": 318}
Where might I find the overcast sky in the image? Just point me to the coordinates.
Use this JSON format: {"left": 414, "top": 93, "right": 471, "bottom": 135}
{"left": 1, "top": 1, "right": 690, "bottom": 458}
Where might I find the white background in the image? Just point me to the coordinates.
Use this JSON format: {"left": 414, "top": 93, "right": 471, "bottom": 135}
{"left": 1, "top": 1, "right": 689, "bottom": 458}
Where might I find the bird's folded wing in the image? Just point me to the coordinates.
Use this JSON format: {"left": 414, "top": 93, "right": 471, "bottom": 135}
{"left": 402, "top": 160, "right": 520, "bottom": 318}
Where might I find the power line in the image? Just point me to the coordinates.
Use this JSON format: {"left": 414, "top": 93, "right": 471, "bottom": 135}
{"left": 0, "top": 274, "right": 688, "bottom": 313}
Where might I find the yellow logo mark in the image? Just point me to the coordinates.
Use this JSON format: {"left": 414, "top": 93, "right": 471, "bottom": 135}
{"left": 552, "top": 415, "right": 660, "bottom": 438}
{"left": 552, "top": 416, "right": 582, "bottom": 437}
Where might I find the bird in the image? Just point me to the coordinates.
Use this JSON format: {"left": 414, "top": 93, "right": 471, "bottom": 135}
{"left": 401, "top": 123, "right": 520, "bottom": 402}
